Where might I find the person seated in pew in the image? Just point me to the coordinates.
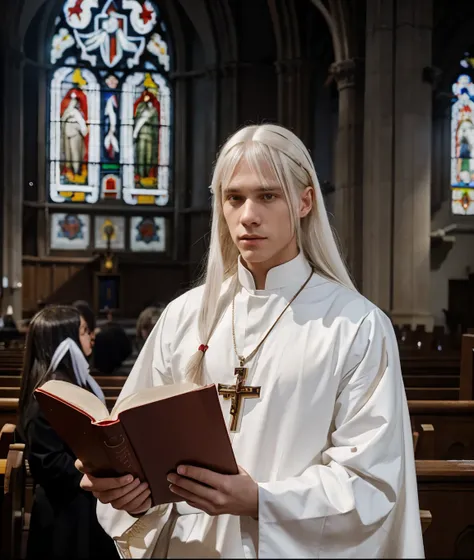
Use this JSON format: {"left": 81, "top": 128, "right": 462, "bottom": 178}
{"left": 17, "top": 305, "right": 118, "bottom": 559}
{"left": 91, "top": 322, "right": 133, "bottom": 376}
{"left": 136, "top": 306, "right": 163, "bottom": 352}
{"left": 0, "top": 305, "right": 23, "bottom": 347}
{"left": 72, "top": 300, "right": 97, "bottom": 349}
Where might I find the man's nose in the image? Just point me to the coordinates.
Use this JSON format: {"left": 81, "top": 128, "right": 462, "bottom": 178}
{"left": 240, "top": 199, "right": 261, "bottom": 226}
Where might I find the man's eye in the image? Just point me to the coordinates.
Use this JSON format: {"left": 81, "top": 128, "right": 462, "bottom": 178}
{"left": 263, "top": 193, "right": 276, "bottom": 201}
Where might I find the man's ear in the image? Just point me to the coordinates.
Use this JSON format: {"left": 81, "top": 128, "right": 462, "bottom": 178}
{"left": 299, "top": 186, "right": 313, "bottom": 218}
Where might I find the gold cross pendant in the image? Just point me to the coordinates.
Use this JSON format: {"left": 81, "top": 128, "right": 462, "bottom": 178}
{"left": 218, "top": 367, "right": 261, "bottom": 432}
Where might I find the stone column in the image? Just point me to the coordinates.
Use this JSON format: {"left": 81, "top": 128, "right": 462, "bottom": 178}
{"left": 362, "top": 0, "right": 395, "bottom": 312}
{"left": 1, "top": 47, "right": 24, "bottom": 319}
{"left": 331, "top": 59, "right": 364, "bottom": 288}
{"left": 391, "top": 0, "right": 433, "bottom": 329}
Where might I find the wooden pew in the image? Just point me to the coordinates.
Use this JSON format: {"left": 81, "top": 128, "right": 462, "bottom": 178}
{"left": 1, "top": 444, "right": 27, "bottom": 560}
{"left": 0, "top": 349, "right": 24, "bottom": 374}
{"left": 417, "top": 460, "right": 474, "bottom": 558}
{"left": 459, "top": 334, "right": 474, "bottom": 400}
{"left": 420, "top": 509, "right": 432, "bottom": 535}
{"left": 94, "top": 376, "right": 127, "bottom": 388}
{"left": 402, "top": 333, "right": 474, "bottom": 401}
{"left": 410, "top": 401, "right": 474, "bottom": 459}
{"left": 412, "top": 422, "right": 435, "bottom": 459}
{"left": 406, "top": 387, "right": 459, "bottom": 400}
{"left": 0, "top": 426, "right": 15, "bottom": 460}
{"left": 0, "top": 401, "right": 20, "bottom": 433}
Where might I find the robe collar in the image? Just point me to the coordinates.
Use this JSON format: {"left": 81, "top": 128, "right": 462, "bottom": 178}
{"left": 237, "top": 251, "right": 313, "bottom": 293}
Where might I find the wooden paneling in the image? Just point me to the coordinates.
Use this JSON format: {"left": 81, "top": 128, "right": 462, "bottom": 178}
{"left": 22, "top": 260, "right": 191, "bottom": 318}
{"left": 22, "top": 262, "right": 93, "bottom": 315}
{"left": 21, "top": 265, "right": 37, "bottom": 313}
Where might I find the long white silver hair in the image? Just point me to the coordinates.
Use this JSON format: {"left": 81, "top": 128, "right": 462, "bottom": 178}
{"left": 185, "top": 124, "right": 355, "bottom": 384}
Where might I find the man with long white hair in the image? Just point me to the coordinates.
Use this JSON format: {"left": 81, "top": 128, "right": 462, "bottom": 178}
{"left": 77, "top": 124, "right": 424, "bottom": 558}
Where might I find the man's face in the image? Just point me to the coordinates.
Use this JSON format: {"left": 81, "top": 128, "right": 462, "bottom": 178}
{"left": 222, "top": 160, "right": 301, "bottom": 269}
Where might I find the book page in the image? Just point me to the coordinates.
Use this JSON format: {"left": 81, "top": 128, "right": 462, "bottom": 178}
{"left": 110, "top": 382, "right": 200, "bottom": 420}
{"left": 38, "top": 380, "right": 110, "bottom": 421}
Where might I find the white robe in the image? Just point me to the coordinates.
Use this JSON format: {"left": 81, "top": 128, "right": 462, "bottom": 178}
{"left": 97, "top": 252, "right": 424, "bottom": 559}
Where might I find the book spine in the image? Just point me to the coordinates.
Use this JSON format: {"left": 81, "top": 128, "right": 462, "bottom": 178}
{"left": 98, "top": 423, "right": 146, "bottom": 481}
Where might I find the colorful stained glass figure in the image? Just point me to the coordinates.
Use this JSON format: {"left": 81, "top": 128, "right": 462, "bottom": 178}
{"left": 95, "top": 215, "right": 125, "bottom": 248}
{"left": 50, "top": 67, "right": 101, "bottom": 203}
{"left": 451, "top": 72, "right": 474, "bottom": 215}
{"left": 121, "top": 71, "right": 171, "bottom": 205}
{"left": 49, "top": 0, "right": 171, "bottom": 213}
{"left": 130, "top": 216, "right": 165, "bottom": 251}
{"left": 50, "top": 213, "right": 90, "bottom": 249}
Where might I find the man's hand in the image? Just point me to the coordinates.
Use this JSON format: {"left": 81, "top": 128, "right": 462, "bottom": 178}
{"left": 75, "top": 459, "right": 151, "bottom": 515}
{"left": 167, "top": 465, "right": 258, "bottom": 518}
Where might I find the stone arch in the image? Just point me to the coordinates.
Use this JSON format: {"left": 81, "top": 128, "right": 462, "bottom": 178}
{"left": 307, "top": 0, "right": 363, "bottom": 285}
{"left": 307, "top": 0, "right": 353, "bottom": 63}
{"left": 19, "top": 0, "right": 53, "bottom": 44}
{"left": 174, "top": 0, "right": 217, "bottom": 67}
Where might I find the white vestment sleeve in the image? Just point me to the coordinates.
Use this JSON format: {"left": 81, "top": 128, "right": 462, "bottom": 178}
{"left": 97, "top": 304, "right": 176, "bottom": 558}
{"left": 257, "top": 308, "right": 423, "bottom": 558}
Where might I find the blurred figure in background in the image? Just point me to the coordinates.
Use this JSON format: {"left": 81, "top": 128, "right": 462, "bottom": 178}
{"left": 0, "top": 305, "right": 22, "bottom": 347}
{"left": 72, "top": 300, "right": 96, "bottom": 348}
{"left": 135, "top": 305, "right": 162, "bottom": 351}
{"left": 92, "top": 322, "right": 133, "bottom": 376}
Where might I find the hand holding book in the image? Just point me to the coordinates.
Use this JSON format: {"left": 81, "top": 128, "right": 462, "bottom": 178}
{"left": 77, "top": 461, "right": 152, "bottom": 515}
{"left": 167, "top": 464, "right": 259, "bottom": 518}
{"left": 77, "top": 460, "right": 259, "bottom": 519}
{"left": 35, "top": 380, "right": 238, "bottom": 507}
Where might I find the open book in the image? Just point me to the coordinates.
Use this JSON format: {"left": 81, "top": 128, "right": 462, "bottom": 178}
{"left": 35, "top": 380, "right": 238, "bottom": 506}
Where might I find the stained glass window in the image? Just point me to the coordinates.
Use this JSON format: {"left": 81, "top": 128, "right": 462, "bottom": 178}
{"left": 49, "top": 0, "right": 172, "bottom": 209}
{"left": 451, "top": 55, "right": 474, "bottom": 215}
{"left": 95, "top": 215, "right": 126, "bottom": 249}
{"left": 130, "top": 216, "right": 166, "bottom": 251}
{"left": 50, "top": 213, "right": 91, "bottom": 249}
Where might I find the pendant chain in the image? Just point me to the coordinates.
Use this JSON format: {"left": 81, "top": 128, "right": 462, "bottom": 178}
{"left": 232, "top": 270, "right": 313, "bottom": 367}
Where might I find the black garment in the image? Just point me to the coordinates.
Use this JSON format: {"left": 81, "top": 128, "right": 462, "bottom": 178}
{"left": 24, "top": 398, "right": 118, "bottom": 560}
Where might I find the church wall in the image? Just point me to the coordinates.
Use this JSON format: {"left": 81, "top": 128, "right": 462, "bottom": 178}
{"left": 430, "top": 201, "right": 474, "bottom": 326}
